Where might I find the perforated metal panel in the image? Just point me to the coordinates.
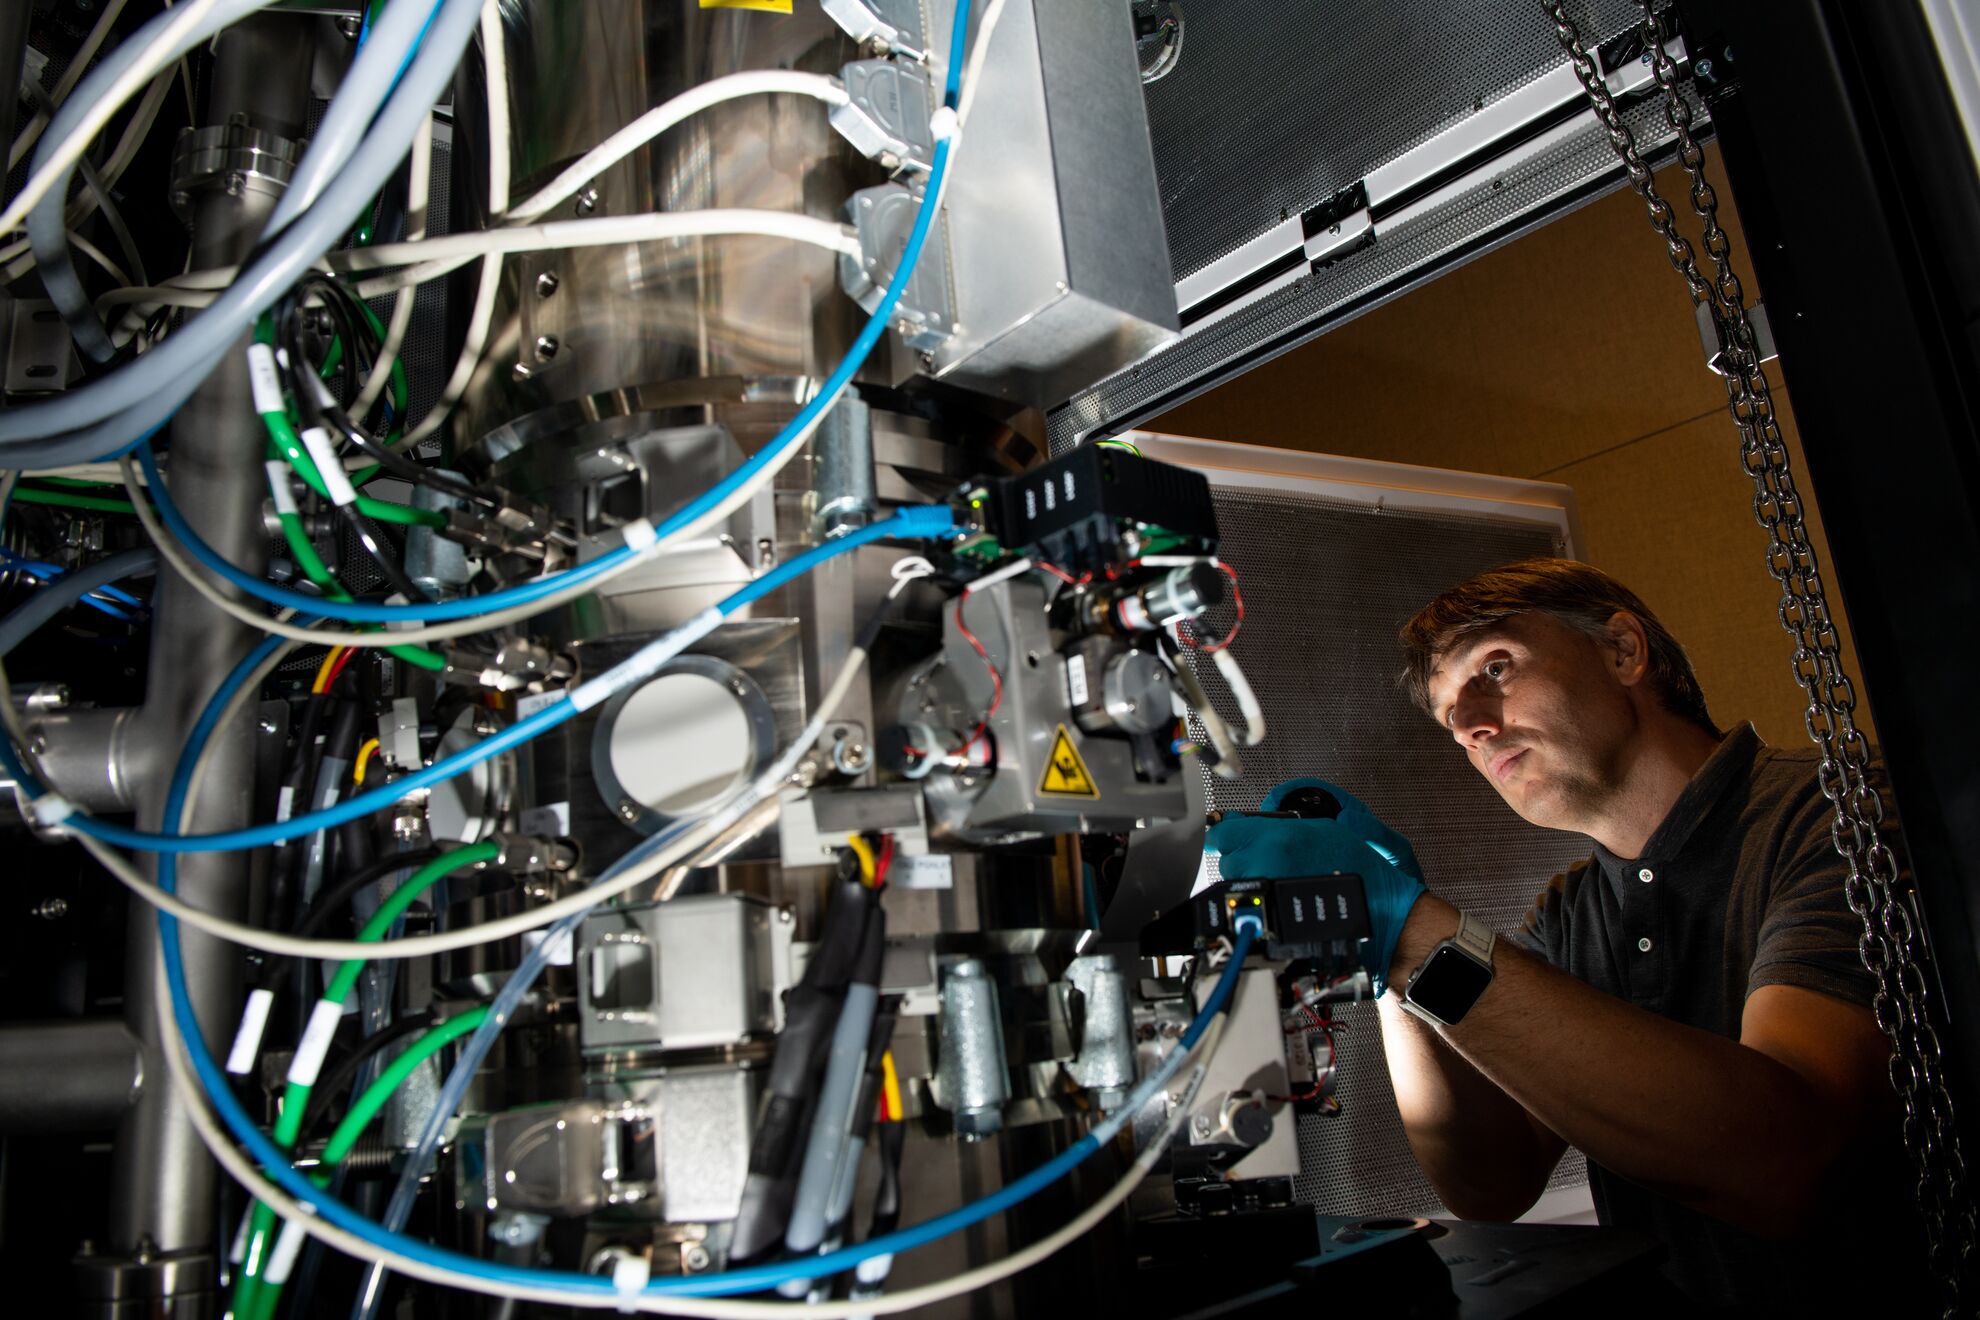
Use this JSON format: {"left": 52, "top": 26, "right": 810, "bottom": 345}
{"left": 1189, "top": 484, "right": 1592, "bottom": 1215}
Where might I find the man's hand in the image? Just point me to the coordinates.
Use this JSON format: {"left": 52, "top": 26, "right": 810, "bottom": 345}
{"left": 1204, "top": 778, "right": 1427, "bottom": 993}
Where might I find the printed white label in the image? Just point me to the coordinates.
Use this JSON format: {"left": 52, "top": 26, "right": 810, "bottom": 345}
{"left": 1065, "top": 652, "right": 1089, "bottom": 708}
{"left": 286, "top": 999, "right": 344, "bottom": 1087}
{"left": 246, "top": 343, "right": 286, "bottom": 416}
{"left": 895, "top": 853, "right": 954, "bottom": 890}
{"left": 226, "top": 988, "right": 276, "bottom": 1075}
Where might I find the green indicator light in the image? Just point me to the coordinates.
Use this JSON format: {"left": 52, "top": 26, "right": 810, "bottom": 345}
{"left": 1251, "top": 896, "right": 1262, "bottom": 905}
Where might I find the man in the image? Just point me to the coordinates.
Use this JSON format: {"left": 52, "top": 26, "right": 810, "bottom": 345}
{"left": 1208, "top": 558, "right": 1928, "bottom": 1314}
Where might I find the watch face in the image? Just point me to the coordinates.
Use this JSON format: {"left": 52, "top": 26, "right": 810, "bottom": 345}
{"left": 1409, "top": 946, "right": 1493, "bottom": 1021}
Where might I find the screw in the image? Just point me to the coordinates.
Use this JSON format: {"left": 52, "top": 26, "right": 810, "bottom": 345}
{"left": 1695, "top": 57, "right": 1714, "bottom": 79}
{"left": 757, "top": 538, "right": 775, "bottom": 568}
{"left": 339, "top": 14, "right": 362, "bottom": 39}
{"left": 1192, "top": 1115, "right": 1213, "bottom": 1139}
{"left": 225, "top": 171, "right": 247, "bottom": 197}
{"left": 535, "top": 272, "right": 560, "bottom": 298}
{"left": 683, "top": 1245, "right": 712, "bottom": 1272}
{"left": 259, "top": 718, "right": 278, "bottom": 735}
{"left": 575, "top": 187, "right": 600, "bottom": 216}
{"left": 512, "top": 362, "right": 534, "bottom": 381}
{"left": 778, "top": 907, "right": 795, "bottom": 924}
{"left": 534, "top": 335, "right": 560, "bottom": 362}
{"left": 618, "top": 800, "right": 640, "bottom": 822}
{"left": 32, "top": 897, "right": 68, "bottom": 920}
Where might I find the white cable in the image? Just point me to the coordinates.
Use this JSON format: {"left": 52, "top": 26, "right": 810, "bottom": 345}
{"left": 63, "top": 228, "right": 131, "bottom": 289}
{"left": 953, "top": 0, "right": 1009, "bottom": 131}
{"left": 394, "top": 4, "right": 510, "bottom": 453}
{"left": 1212, "top": 645, "right": 1266, "bottom": 747}
{"left": 351, "top": 113, "right": 433, "bottom": 421}
{"left": 61, "top": 558, "right": 901, "bottom": 959}
{"left": 507, "top": 70, "right": 849, "bottom": 224}
{"left": 6, "top": 0, "right": 131, "bottom": 170}
{"left": 159, "top": 942, "right": 1218, "bottom": 1316}
{"left": 0, "top": 0, "right": 257, "bottom": 239}
{"left": 325, "top": 211, "right": 863, "bottom": 274}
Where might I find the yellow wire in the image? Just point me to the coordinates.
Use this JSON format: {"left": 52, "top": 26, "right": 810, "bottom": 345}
{"left": 311, "top": 646, "right": 348, "bottom": 694}
{"left": 846, "top": 833, "right": 878, "bottom": 887}
{"left": 352, "top": 737, "right": 381, "bottom": 785}
{"left": 880, "top": 1048, "right": 904, "bottom": 1122}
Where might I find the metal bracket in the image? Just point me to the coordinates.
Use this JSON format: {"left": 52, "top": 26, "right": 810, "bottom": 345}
{"left": 1696, "top": 298, "right": 1779, "bottom": 375}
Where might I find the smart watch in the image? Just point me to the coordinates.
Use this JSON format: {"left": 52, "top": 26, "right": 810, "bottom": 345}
{"left": 1400, "top": 910, "right": 1496, "bottom": 1027}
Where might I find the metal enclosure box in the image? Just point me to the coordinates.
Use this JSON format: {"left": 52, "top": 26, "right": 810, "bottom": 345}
{"left": 921, "top": 0, "right": 1179, "bottom": 405}
{"left": 577, "top": 895, "right": 791, "bottom": 1053}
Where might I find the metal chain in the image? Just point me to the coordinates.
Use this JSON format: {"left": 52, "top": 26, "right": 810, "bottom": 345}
{"left": 1543, "top": 2, "right": 1977, "bottom": 1312}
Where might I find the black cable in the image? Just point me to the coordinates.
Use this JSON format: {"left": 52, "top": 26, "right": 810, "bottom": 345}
{"left": 296, "top": 1007, "right": 438, "bottom": 1145}
{"left": 255, "top": 847, "right": 447, "bottom": 1000}
{"left": 335, "top": 503, "right": 430, "bottom": 603}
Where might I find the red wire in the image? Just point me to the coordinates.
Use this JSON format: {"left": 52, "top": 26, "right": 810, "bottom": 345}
{"left": 874, "top": 833, "right": 896, "bottom": 888}
{"left": 323, "top": 646, "right": 358, "bottom": 689}
{"left": 954, "top": 587, "right": 1002, "bottom": 755}
{"left": 1179, "top": 560, "right": 1245, "bottom": 653}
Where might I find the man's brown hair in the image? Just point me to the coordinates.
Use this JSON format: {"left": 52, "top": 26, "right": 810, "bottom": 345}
{"left": 1397, "top": 557, "right": 1718, "bottom": 734}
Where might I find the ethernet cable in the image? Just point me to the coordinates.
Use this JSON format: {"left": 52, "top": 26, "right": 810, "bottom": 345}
{"left": 1, "top": 506, "right": 954, "bottom": 856}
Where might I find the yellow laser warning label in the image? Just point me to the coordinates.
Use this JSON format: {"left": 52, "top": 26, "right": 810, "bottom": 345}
{"left": 699, "top": 0, "right": 792, "bottom": 10}
{"left": 1039, "top": 725, "right": 1100, "bottom": 798}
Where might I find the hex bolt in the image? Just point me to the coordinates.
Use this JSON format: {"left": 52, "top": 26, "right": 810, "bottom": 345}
{"left": 32, "top": 897, "right": 69, "bottom": 920}
{"left": 575, "top": 187, "right": 600, "bottom": 216}
{"left": 535, "top": 272, "right": 560, "bottom": 298}
{"left": 1192, "top": 1115, "right": 1214, "bottom": 1139}
{"left": 534, "top": 335, "right": 560, "bottom": 363}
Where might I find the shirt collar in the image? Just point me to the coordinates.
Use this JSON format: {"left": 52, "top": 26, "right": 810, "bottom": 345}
{"left": 1591, "top": 723, "right": 1763, "bottom": 880}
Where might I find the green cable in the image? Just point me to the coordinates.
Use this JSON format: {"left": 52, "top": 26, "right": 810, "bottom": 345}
{"left": 244, "top": 1006, "right": 490, "bottom": 1320}
{"left": 234, "top": 843, "right": 497, "bottom": 1316}
{"left": 271, "top": 508, "right": 444, "bottom": 671}
{"left": 10, "top": 485, "right": 138, "bottom": 514}
{"left": 253, "top": 317, "right": 439, "bottom": 528}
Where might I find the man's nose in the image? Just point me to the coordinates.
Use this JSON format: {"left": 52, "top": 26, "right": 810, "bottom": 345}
{"left": 1450, "top": 689, "right": 1501, "bottom": 746}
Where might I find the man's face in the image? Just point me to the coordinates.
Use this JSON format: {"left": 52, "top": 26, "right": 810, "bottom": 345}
{"left": 1424, "top": 612, "right": 1639, "bottom": 833}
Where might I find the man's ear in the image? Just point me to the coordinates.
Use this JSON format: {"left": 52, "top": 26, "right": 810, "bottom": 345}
{"left": 1604, "top": 611, "right": 1651, "bottom": 688}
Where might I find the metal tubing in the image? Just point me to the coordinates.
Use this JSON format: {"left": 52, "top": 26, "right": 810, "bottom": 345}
{"left": 106, "top": 11, "right": 312, "bottom": 1272}
{"left": 26, "top": 706, "right": 144, "bottom": 813}
{"left": 0, "top": 1019, "right": 142, "bottom": 1133}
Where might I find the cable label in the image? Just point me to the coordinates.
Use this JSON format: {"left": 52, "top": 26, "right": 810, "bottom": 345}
{"left": 226, "top": 987, "right": 276, "bottom": 1075}
{"left": 246, "top": 343, "right": 286, "bottom": 416}
{"left": 287, "top": 998, "right": 344, "bottom": 1087}
{"left": 265, "top": 1219, "right": 307, "bottom": 1284}
{"left": 621, "top": 518, "right": 659, "bottom": 552}
{"left": 298, "top": 426, "right": 359, "bottom": 507}
{"left": 264, "top": 461, "right": 299, "bottom": 516}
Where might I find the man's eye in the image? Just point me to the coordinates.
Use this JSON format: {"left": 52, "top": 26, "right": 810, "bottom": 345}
{"left": 1483, "top": 661, "right": 1508, "bottom": 682}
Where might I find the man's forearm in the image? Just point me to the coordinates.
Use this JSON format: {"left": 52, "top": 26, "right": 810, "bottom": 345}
{"left": 1390, "top": 896, "right": 1844, "bottom": 1234}
{"left": 1377, "top": 992, "right": 1564, "bottom": 1220}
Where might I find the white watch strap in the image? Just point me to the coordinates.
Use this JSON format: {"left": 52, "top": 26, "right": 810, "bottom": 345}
{"left": 1453, "top": 910, "right": 1497, "bottom": 963}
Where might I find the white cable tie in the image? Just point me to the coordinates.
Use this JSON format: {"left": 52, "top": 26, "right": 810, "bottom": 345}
{"left": 568, "top": 605, "right": 724, "bottom": 712}
{"left": 287, "top": 998, "right": 344, "bottom": 1088}
{"left": 1136, "top": 554, "right": 1212, "bottom": 567}
{"left": 26, "top": 793, "right": 74, "bottom": 827}
{"left": 621, "top": 518, "right": 659, "bottom": 552}
{"left": 246, "top": 343, "right": 286, "bottom": 416}
{"left": 264, "top": 461, "right": 300, "bottom": 516}
{"left": 929, "top": 105, "right": 960, "bottom": 143}
{"left": 609, "top": 1251, "right": 651, "bottom": 1311}
{"left": 854, "top": 1253, "right": 896, "bottom": 1284}
{"left": 299, "top": 426, "right": 359, "bottom": 507}
{"left": 265, "top": 1218, "right": 308, "bottom": 1284}
{"left": 226, "top": 988, "right": 276, "bottom": 1076}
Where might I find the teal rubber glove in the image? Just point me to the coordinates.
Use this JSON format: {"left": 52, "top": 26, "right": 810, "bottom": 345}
{"left": 1204, "top": 778, "right": 1427, "bottom": 995}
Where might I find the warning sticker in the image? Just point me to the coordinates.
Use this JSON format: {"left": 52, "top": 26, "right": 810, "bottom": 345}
{"left": 1038, "top": 724, "right": 1100, "bottom": 798}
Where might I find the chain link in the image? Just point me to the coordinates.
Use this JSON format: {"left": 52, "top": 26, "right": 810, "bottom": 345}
{"left": 1543, "top": 3, "right": 1978, "bottom": 1311}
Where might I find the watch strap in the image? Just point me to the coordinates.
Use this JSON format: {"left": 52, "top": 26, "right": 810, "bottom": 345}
{"left": 1453, "top": 909, "right": 1496, "bottom": 963}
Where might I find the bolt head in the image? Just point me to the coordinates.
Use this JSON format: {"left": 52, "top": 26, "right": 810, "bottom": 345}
{"left": 575, "top": 187, "right": 600, "bottom": 216}
{"left": 225, "top": 171, "right": 247, "bottom": 196}
{"left": 339, "top": 15, "right": 362, "bottom": 38}
{"left": 535, "top": 272, "right": 560, "bottom": 298}
{"left": 1192, "top": 1115, "right": 1214, "bottom": 1138}
{"left": 534, "top": 335, "right": 560, "bottom": 362}
{"left": 683, "top": 1245, "right": 712, "bottom": 1272}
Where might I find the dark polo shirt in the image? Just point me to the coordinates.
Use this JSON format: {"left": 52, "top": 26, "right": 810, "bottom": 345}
{"left": 1512, "top": 723, "right": 1930, "bottom": 1314}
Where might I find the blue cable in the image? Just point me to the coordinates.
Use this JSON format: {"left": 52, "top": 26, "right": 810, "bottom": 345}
{"left": 137, "top": 109, "right": 962, "bottom": 629}
{"left": 5, "top": 507, "right": 951, "bottom": 853}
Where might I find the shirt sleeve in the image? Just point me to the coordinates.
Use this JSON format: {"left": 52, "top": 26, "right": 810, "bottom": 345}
{"left": 1745, "top": 762, "right": 1888, "bottom": 1008}
{"left": 1511, "top": 869, "right": 1574, "bottom": 965}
